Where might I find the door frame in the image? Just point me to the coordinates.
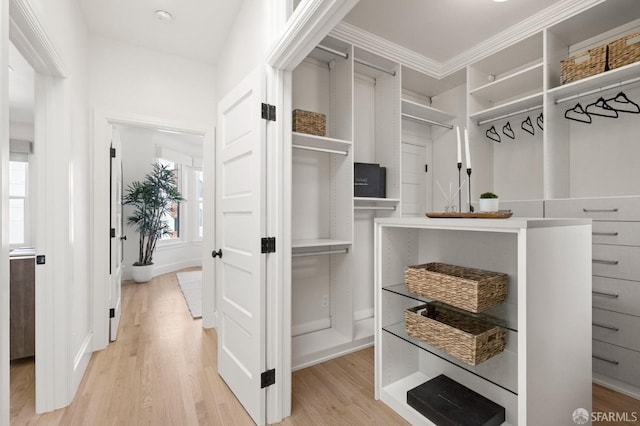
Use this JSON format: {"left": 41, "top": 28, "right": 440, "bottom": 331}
{"left": 2, "top": 0, "right": 73, "bottom": 418}
{"left": 90, "top": 111, "right": 215, "bottom": 351}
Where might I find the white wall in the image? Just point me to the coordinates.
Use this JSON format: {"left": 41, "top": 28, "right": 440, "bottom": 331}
{"left": 118, "top": 125, "right": 203, "bottom": 279}
{"left": 88, "top": 35, "right": 216, "bottom": 126}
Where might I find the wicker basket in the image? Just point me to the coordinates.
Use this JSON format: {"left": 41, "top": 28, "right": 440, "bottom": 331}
{"left": 292, "top": 109, "right": 326, "bottom": 136}
{"left": 560, "top": 45, "right": 608, "bottom": 85}
{"left": 405, "top": 303, "right": 506, "bottom": 366}
{"left": 405, "top": 263, "right": 507, "bottom": 313}
{"left": 608, "top": 32, "right": 640, "bottom": 70}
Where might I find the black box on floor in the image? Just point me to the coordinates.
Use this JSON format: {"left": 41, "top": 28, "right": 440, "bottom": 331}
{"left": 407, "top": 375, "right": 505, "bottom": 426}
{"left": 354, "top": 162, "right": 386, "bottom": 198}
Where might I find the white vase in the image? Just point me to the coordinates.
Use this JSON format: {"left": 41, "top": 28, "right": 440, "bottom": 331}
{"left": 479, "top": 198, "right": 499, "bottom": 212}
{"left": 131, "top": 264, "right": 154, "bottom": 283}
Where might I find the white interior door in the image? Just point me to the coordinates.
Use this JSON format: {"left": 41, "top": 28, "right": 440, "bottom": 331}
{"left": 215, "top": 67, "right": 267, "bottom": 424}
{"left": 402, "top": 139, "right": 431, "bottom": 215}
{"left": 109, "top": 126, "right": 123, "bottom": 341}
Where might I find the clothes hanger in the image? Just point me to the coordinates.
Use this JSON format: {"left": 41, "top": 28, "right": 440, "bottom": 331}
{"left": 565, "top": 103, "right": 592, "bottom": 124}
{"left": 536, "top": 113, "right": 544, "bottom": 130}
{"left": 502, "top": 122, "right": 515, "bottom": 139}
{"left": 486, "top": 126, "right": 501, "bottom": 142}
{"left": 605, "top": 92, "right": 640, "bottom": 114}
{"left": 521, "top": 116, "right": 535, "bottom": 135}
{"left": 585, "top": 97, "right": 618, "bottom": 118}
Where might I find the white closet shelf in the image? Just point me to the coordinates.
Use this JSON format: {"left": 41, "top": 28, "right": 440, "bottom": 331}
{"left": 401, "top": 99, "right": 454, "bottom": 124}
{"left": 470, "top": 62, "right": 543, "bottom": 102}
{"left": 354, "top": 197, "right": 400, "bottom": 204}
{"left": 549, "top": 61, "right": 640, "bottom": 104}
{"left": 292, "top": 238, "right": 352, "bottom": 249}
{"left": 470, "top": 92, "right": 543, "bottom": 125}
{"left": 292, "top": 327, "right": 373, "bottom": 371}
{"left": 292, "top": 132, "right": 352, "bottom": 153}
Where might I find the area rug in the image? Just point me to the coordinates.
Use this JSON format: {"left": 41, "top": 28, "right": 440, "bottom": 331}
{"left": 176, "top": 270, "right": 202, "bottom": 319}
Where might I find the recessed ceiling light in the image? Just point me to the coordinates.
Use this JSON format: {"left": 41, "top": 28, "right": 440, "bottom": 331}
{"left": 155, "top": 9, "right": 173, "bottom": 21}
{"left": 493, "top": 0, "right": 510, "bottom": 2}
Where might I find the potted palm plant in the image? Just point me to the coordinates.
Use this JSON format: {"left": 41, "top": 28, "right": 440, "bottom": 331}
{"left": 123, "top": 162, "right": 185, "bottom": 283}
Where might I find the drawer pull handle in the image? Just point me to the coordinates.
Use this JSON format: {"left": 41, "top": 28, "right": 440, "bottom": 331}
{"left": 583, "top": 208, "right": 619, "bottom": 213}
{"left": 592, "top": 322, "right": 619, "bottom": 331}
{"left": 592, "top": 290, "right": 619, "bottom": 299}
{"left": 592, "top": 232, "right": 619, "bottom": 237}
{"left": 593, "top": 355, "right": 620, "bottom": 365}
{"left": 593, "top": 259, "right": 619, "bottom": 265}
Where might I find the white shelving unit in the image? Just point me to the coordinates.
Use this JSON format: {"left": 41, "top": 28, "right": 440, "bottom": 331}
{"left": 374, "top": 217, "right": 592, "bottom": 425}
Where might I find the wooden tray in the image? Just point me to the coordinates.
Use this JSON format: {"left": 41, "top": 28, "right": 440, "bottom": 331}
{"left": 426, "top": 211, "right": 513, "bottom": 219}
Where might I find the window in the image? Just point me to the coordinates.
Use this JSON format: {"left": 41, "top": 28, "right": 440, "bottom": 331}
{"left": 157, "top": 158, "right": 181, "bottom": 240}
{"left": 9, "top": 159, "right": 28, "bottom": 245}
{"left": 195, "top": 169, "right": 204, "bottom": 240}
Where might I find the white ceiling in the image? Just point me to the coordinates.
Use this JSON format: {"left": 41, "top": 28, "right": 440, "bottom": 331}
{"left": 343, "top": 0, "right": 562, "bottom": 63}
{"left": 78, "top": 0, "right": 244, "bottom": 65}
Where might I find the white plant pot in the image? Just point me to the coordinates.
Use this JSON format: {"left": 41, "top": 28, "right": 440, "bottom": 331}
{"left": 131, "top": 264, "right": 154, "bottom": 283}
{"left": 479, "top": 198, "right": 499, "bottom": 212}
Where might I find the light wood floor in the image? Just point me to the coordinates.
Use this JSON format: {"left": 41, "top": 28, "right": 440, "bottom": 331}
{"left": 9, "top": 270, "right": 640, "bottom": 425}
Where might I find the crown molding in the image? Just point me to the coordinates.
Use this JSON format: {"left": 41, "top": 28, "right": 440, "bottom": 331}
{"left": 330, "top": 21, "right": 442, "bottom": 78}
{"left": 441, "top": 0, "right": 606, "bottom": 76}
{"left": 330, "top": 0, "right": 606, "bottom": 80}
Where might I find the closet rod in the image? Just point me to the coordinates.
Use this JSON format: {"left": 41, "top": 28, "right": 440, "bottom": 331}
{"left": 315, "top": 44, "right": 396, "bottom": 77}
{"left": 316, "top": 44, "right": 349, "bottom": 59}
{"left": 402, "top": 113, "right": 453, "bottom": 130}
{"left": 292, "top": 144, "right": 349, "bottom": 156}
{"left": 477, "top": 105, "right": 543, "bottom": 126}
{"left": 555, "top": 75, "right": 640, "bottom": 104}
{"left": 354, "top": 205, "right": 397, "bottom": 211}
{"left": 292, "top": 248, "right": 349, "bottom": 258}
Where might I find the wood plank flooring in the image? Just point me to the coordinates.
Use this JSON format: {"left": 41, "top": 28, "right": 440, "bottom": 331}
{"left": 9, "top": 269, "right": 640, "bottom": 425}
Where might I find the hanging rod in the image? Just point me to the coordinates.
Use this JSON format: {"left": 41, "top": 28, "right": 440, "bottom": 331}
{"left": 292, "top": 144, "right": 349, "bottom": 156}
{"left": 354, "top": 205, "right": 397, "bottom": 211}
{"left": 316, "top": 44, "right": 349, "bottom": 59}
{"left": 555, "top": 75, "right": 640, "bottom": 104}
{"left": 354, "top": 58, "right": 396, "bottom": 77}
{"left": 292, "top": 248, "right": 349, "bottom": 258}
{"left": 477, "top": 105, "right": 543, "bottom": 126}
{"left": 401, "top": 113, "right": 454, "bottom": 130}
{"left": 315, "top": 44, "right": 396, "bottom": 77}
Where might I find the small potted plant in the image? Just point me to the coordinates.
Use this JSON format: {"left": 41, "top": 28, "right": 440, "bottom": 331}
{"left": 479, "top": 192, "right": 499, "bottom": 212}
{"left": 123, "top": 162, "right": 185, "bottom": 283}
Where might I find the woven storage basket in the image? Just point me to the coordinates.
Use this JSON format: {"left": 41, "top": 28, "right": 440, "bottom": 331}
{"left": 405, "top": 303, "right": 506, "bottom": 366}
{"left": 405, "top": 263, "right": 507, "bottom": 313}
{"left": 292, "top": 109, "right": 326, "bottom": 136}
{"left": 608, "top": 32, "right": 640, "bottom": 70}
{"left": 560, "top": 45, "right": 608, "bottom": 85}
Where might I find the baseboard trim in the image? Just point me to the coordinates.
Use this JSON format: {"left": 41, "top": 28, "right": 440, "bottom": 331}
{"left": 72, "top": 333, "right": 93, "bottom": 394}
{"left": 123, "top": 259, "right": 202, "bottom": 281}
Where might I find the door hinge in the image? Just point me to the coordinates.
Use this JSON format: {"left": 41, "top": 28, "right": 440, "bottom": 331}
{"left": 425, "top": 164, "right": 428, "bottom": 173}
{"left": 261, "top": 103, "right": 276, "bottom": 121}
{"left": 110, "top": 228, "right": 116, "bottom": 238}
{"left": 261, "top": 237, "right": 276, "bottom": 254}
{"left": 109, "top": 308, "right": 115, "bottom": 318}
{"left": 110, "top": 147, "right": 116, "bottom": 158}
{"left": 261, "top": 369, "right": 275, "bottom": 388}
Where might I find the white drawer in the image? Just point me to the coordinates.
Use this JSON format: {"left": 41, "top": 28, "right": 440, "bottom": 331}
{"left": 592, "top": 244, "right": 640, "bottom": 281}
{"left": 593, "top": 276, "right": 640, "bottom": 317}
{"left": 592, "top": 340, "right": 640, "bottom": 387}
{"left": 545, "top": 196, "right": 640, "bottom": 221}
{"left": 592, "top": 308, "right": 640, "bottom": 352}
{"left": 592, "top": 221, "right": 640, "bottom": 247}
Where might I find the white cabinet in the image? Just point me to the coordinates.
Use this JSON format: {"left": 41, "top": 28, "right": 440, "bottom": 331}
{"left": 374, "top": 217, "right": 592, "bottom": 425}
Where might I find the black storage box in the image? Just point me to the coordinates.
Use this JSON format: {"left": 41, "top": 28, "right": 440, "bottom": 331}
{"left": 354, "top": 163, "right": 386, "bottom": 198}
{"left": 407, "top": 375, "right": 505, "bottom": 426}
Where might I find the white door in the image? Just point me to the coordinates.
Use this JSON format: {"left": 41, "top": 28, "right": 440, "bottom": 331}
{"left": 402, "top": 140, "right": 431, "bottom": 215}
{"left": 109, "top": 126, "right": 123, "bottom": 341}
{"left": 215, "top": 67, "right": 268, "bottom": 424}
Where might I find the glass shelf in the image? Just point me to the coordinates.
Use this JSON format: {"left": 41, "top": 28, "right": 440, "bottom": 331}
{"left": 383, "top": 322, "right": 518, "bottom": 395}
{"left": 383, "top": 283, "right": 518, "bottom": 332}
